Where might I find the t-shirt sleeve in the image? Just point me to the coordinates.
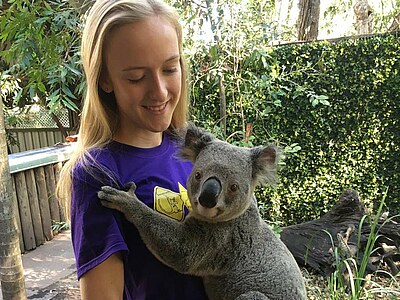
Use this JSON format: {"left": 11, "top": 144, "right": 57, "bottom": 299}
{"left": 71, "top": 162, "right": 129, "bottom": 279}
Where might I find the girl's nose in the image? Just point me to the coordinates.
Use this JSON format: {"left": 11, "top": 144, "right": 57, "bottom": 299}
{"left": 148, "top": 72, "right": 168, "bottom": 101}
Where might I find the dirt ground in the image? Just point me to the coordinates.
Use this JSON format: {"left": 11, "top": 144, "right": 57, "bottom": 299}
{"left": 27, "top": 272, "right": 80, "bottom": 300}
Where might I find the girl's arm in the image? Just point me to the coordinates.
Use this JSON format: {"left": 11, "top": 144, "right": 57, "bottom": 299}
{"left": 79, "top": 252, "right": 124, "bottom": 299}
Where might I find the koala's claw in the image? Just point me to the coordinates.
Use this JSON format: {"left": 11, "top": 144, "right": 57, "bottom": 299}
{"left": 98, "top": 185, "right": 136, "bottom": 212}
{"left": 100, "top": 185, "right": 119, "bottom": 195}
{"left": 123, "top": 182, "right": 137, "bottom": 193}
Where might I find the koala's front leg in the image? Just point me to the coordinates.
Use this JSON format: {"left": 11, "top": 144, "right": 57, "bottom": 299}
{"left": 98, "top": 183, "right": 193, "bottom": 273}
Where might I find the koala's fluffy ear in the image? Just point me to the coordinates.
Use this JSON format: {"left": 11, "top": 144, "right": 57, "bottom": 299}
{"left": 250, "top": 145, "right": 281, "bottom": 186}
{"left": 179, "top": 123, "right": 214, "bottom": 162}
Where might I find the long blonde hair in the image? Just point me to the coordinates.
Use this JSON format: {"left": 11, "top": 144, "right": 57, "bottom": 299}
{"left": 57, "top": 0, "right": 189, "bottom": 219}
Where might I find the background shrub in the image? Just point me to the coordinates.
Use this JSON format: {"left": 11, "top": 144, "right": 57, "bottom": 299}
{"left": 190, "top": 33, "right": 400, "bottom": 225}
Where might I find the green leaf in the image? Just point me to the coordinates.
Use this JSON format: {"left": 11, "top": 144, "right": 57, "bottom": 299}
{"left": 63, "top": 63, "right": 81, "bottom": 76}
{"left": 62, "top": 97, "right": 79, "bottom": 111}
{"left": 261, "top": 56, "right": 268, "bottom": 68}
{"left": 61, "top": 85, "right": 76, "bottom": 99}
{"left": 320, "top": 99, "right": 330, "bottom": 106}
{"left": 317, "top": 95, "right": 329, "bottom": 100}
{"left": 210, "top": 45, "right": 218, "bottom": 60}
{"left": 29, "top": 85, "right": 35, "bottom": 99}
{"left": 37, "top": 82, "right": 46, "bottom": 93}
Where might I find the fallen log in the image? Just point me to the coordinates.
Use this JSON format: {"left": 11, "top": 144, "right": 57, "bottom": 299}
{"left": 280, "top": 189, "right": 400, "bottom": 277}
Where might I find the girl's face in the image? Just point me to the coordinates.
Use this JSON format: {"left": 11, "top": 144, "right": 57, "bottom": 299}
{"left": 101, "top": 16, "right": 181, "bottom": 147}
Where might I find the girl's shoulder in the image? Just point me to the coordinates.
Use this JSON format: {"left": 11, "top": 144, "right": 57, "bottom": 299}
{"left": 72, "top": 143, "right": 122, "bottom": 187}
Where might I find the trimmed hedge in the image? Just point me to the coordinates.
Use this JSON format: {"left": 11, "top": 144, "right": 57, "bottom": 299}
{"left": 190, "top": 33, "right": 400, "bottom": 225}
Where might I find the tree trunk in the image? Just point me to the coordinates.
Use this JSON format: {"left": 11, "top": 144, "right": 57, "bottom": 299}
{"left": 218, "top": 76, "right": 227, "bottom": 138}
{"left": 389, "top": 13, "right": 400, "bottom": 32}
{"left": 297, "top": 0, "right": 320, "bottom": 41}
{"left": 281, "top": 189, "right": 400, "bottom": 277}
{"left": 50, "top": 112, "right": 68, "bottom": 138}
{"left": 354, "top": 0, "right": 373, "bottom": 35}
{"left": 0, "top": 99, "right": 27, "bottom": 299}
{"left": 205, "top": 0, "right": 227, "bottom": 138}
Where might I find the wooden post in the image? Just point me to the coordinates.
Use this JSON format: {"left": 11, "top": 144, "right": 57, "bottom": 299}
{"left": 46, "top": 132, "right": 55, "bottom": 147}
{"left": 31, "top": 131, "right": 40, "bottom": 149}
{"left": 11, "top": 178, "right": 24, "bottom": 253}
{"left": 25, "top": 169, "right": 45, "bottom": 246}
{"left": 53, "top": 162, "right": 66, "bottom": 222}
{"left": 14, "top": 172, "right": 36, "bottom": 251}
{"left": 23, "top": 132, "right": 33, "bottom": 151}
{"left": 16, "top": 132, "right": 26, "bottom": 152}
{"left": 34, "top": 167, "right": 53, "bottom": 241}
{"left": 45, "top": 165, "right": 60, "bottom": 223}
{"left": 38, "top": 131, "right": 48, "bottom": 149}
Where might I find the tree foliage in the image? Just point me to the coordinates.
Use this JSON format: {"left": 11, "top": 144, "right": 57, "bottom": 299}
{"left": 263, "top": 34, "right": 399, "bottom": 224}
{"left": 188, "top": 31, "right": 400, "bottom": 225}
{"left": 169, "top": 0, "right": 280, "bottom": 140}
{"left": 0, "top": 0, "right": 83, "bottom": 112}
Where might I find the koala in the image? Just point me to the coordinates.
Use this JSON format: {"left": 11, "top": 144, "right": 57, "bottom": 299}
{"left": 98, "top": 125, "right": 307, "bottom": 300}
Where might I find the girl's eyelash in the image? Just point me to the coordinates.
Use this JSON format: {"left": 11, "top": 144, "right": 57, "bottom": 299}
{"left": 164, "top": 68, "right": 178, "bottom": 73}
{"left": 128, "top": 77, "right": 144, "bottom": 83}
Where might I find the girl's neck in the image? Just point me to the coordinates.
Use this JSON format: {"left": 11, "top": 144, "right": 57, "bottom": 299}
{"left": 113, "top": 130, "right": 163, "bottom": 148}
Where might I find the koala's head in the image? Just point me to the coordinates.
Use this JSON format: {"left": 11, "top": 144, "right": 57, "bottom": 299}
{"left": 180, "top": 124, "right": 280, "bottom": 223}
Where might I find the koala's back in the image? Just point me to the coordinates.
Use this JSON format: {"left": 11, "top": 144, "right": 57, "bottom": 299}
{"left": 199, "top": 204, "right": 306, "bottom": 300}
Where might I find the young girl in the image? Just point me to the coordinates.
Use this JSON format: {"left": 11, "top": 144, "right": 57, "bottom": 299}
{"left": 57, "top": 0, "right": 208, "bottom": 299}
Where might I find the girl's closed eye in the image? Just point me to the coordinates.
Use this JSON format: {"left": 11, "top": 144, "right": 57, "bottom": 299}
{"left": 128, "top": 76, "right": 145, "bottom": 83}
{"left": 164, "top": 67, "right": 178, "bottom": 74}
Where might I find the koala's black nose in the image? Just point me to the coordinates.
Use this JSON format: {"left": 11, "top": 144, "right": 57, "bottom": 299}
{"left": 198, "top": 177, "right": 222, "bottom": 208}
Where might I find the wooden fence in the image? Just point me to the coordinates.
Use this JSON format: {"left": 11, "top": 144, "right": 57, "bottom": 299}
{"left": 8, "top": 144, "right": 74, "bottom": 253}
{"left": 7, "top": 128, "right": 73, "bottom": 154}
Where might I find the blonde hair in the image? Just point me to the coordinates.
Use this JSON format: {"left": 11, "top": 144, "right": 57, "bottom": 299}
{"left": 57, "top": 0, "right": 189, "bottom": 219}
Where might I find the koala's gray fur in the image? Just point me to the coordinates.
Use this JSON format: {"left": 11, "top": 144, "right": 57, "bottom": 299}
{"left": 98, "top": 124, "right": 307, "bottom": 300}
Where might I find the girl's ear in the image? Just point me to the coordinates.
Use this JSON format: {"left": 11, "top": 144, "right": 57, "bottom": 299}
{"left": 99, "top": 71, "right": 113, "bottom": 93}
{"left": 179, "top": 123, "right": 214, "bottom": 162}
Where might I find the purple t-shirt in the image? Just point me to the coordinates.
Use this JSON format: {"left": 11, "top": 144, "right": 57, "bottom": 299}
{"left": 71, "top": 133, "right": 208, "bottom": 300}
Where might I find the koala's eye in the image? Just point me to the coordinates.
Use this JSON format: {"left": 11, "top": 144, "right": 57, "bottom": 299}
{"left": 230, "top": 184, "right": 239, "bottom": 192}
{"left": 194, "top": 172, "right": 202, "bottom": 181}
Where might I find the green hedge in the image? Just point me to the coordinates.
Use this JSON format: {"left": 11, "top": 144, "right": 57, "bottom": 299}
{"left": 190, "top": 33, "right": 400, "bottom": 225}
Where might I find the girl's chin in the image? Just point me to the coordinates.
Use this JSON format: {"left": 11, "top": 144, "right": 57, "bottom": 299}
{"left": 148, "top": 119, "right": 173, "bottom": 133}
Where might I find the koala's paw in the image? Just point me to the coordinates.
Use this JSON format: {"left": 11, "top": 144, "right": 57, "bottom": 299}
{"left": 97, "top": 183, "right": 137, "bottom": 213}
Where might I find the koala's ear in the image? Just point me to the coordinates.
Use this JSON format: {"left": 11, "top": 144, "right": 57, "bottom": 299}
{"left": 179, "top": 123, "right": 214, "bottom": 162}
{"left": 250, "top": 145, "right": 281, "bottom": 186}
